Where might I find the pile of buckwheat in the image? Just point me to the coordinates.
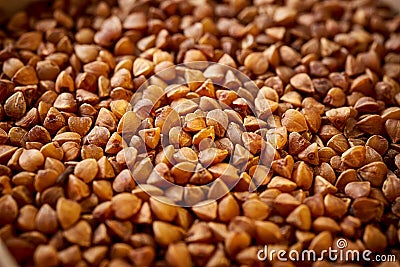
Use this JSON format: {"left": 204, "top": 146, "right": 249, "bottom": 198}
{"left": 0, "top": 0, "right": 399, "bottom": 266}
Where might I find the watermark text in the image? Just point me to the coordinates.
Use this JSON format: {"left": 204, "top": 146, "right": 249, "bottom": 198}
{"left": 257, "top": 239, "right": 397, "bottom": 263}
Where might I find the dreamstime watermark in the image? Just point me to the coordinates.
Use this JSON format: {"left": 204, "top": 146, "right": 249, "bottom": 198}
{"left": 257, "top": 238, "right": 397, "bottom": 263}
